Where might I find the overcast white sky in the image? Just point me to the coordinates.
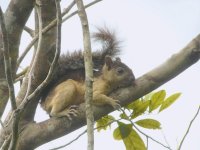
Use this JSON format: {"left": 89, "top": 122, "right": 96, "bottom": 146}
{"left": 1, "top": 0, "right": 200, "bottom": 150}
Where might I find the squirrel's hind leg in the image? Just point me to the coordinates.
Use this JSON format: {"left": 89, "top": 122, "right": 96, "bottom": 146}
{"left": 48, "top": 79, "right": 80, "bottom": 120}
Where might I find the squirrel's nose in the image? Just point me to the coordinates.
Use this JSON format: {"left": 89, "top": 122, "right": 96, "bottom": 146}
{"left": 129, "top": 72, "right": 135, "bottom": 81}
{"left": 129, "top": 72, "right": 135, "bottom": 85}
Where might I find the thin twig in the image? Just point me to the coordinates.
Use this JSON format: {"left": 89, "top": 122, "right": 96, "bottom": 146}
{"left": 120, "top": 108, "right": 171, "bottom": 149}
{"left": 75, "top": 0, "right": 94, "bottom": 150}
{"left": 161, "top": 129, "right": 171, "bottom": 149}
{"left": 146, "top": 137, "right": 149, "bottom": 150}
{"left": 62, "top": 0, "right": 102, "bottom": 23}
{"left": 24, "top": 26, "right": 35, "bottom": 37}
{"left": 49, "top": 130, "right": 87, "bottom": 150}
{"left": 16, "top": 67, "right": 29, "bottom": 79}
{"left": 50, "top": 118, "right": 119, "bottom": 150}
{"left": 132, "top": 124, "right": 172, "bottom": 150}
{"left": 15, "top": 75, "right": 25, "bottom": 84}
{"left": 178, "top": 105, "right": 200, "bottom": 150}
{"left": 17, "top": 0, "right": 102, "bottom": 67}
{"left": 15, "top": 66, "right": 28, "bottom": 84}
{"left": 120, "top": 107, "right": 172, "bottom": 149}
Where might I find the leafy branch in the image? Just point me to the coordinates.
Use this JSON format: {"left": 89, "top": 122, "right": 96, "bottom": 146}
{"left": 96, "top": 90, "right": 181, "bottom": 150}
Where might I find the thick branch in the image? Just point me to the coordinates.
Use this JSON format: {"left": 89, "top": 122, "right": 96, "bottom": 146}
{"left": 0, "top": 7, "right": 19, "bottom": 150}
{"left": 18, "top": 32, "right": 200, "bottom": 150}
{"left": 0, "top": 7, "right": 16, "bottom": 110}
{"left": 0, "top": 0, "right": 34, "bottom": 119}
{"left": 0, "top": 8, "right": 19, "bottom": 150}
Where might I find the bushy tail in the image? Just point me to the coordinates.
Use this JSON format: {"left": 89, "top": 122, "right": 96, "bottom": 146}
{"left": 92, "top": 27, "right": 121, "bottom": 60}
{"left": 58, "top": 27, "right": 122, "bottom": 73}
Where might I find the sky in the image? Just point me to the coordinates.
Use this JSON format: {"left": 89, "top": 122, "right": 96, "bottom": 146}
{"left": 1, "top": 0, "right": 200, "bottom": 150}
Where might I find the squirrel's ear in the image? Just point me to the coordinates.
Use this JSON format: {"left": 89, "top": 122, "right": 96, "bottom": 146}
{"left": 105, "top": 56, "right": 113, "bottom": 70}
{"left": 116, "top": 57, "right": 121, "bottom": 62}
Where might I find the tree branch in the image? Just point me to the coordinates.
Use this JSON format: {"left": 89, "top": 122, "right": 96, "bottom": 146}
{"left": 50, "top": 118, "right": 120, "bottom": 150}
{"left": 75, "top": 0, "right": 94, "bottom": 149}
{"left": 0, "top": 0, "right": 34, "bottom": 119}
{"left": 18, "top": 33, "right": 200, "bottom": 149}
{"left": 0, "top": 7, "right": 16, "bottom": 110}
{"left": 62, "top": 0, "right": 102, "bottom": 23}
{"left": 0, "top": 7, "right": 19, "bottom": 150}
{"left": 178, "top": 105, "right": 200, "bottom": 150}
{"left": 132, "top": 124, "right": 172, "bottom": 150}
{"left": 24, "top": 26, "right": 34, "bottom": 37}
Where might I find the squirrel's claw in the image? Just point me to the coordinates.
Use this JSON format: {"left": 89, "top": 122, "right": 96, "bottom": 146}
{"left": 110, "top": 99, "right": 121, "bottom": 110}
{"left": 64, "top": 105, "right": 79, "bottom": 120}
{"left": 50, "top": 105, "right": 78, "bottom": 120}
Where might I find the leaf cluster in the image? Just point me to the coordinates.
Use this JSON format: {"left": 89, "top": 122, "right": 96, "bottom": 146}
{"left": 96, "top": 90, "right": 181, "bottom": 150}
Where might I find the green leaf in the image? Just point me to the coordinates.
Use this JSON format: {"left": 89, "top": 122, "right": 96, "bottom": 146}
{"left": 159, "top": 93, "right": 181, "bottom": 112}
{"left": 96, "top": 115, "right": 115, "bottom": 132}
{"left": 113, "top": 122, "right": 132, "bottom": 140}
{"left": 120, "top": 112, "right": 129, "bottom": 120}
{"left": 123, "top": 127, "right": 146, "bottom": 150}
{"left": 126, "top": 99, "right": 140, "bottom": 110}
{"left": 131, "top": 100, "right": 150, "bottom": 119}
{"left": 135, "top": 119, "right": 161, "bottom": 129}
{"left": 113, "top": 123, "right": 146, "bottom": 150}
{"left": 143, "top": 92, "right": 154, "bottom": 101}
{"left": 149, "top": 90, "right": 166, "bottom": 112}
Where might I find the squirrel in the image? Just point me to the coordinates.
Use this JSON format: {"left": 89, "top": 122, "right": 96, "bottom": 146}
{"left": 40, "top": 27, "right": 135, "bottom": 120}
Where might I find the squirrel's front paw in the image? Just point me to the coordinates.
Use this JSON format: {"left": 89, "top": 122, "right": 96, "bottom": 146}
{"left": 109, "top": 99, "right": 121, "bottom": 109}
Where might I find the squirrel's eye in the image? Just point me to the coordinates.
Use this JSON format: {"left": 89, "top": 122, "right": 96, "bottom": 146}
{"left": 117, "top": 67, "right": 124, "bottom": 75}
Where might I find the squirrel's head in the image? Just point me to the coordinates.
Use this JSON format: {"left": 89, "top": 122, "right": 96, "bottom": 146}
{"left": 102, "top": 56, "right": 135, "bottom": 88}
